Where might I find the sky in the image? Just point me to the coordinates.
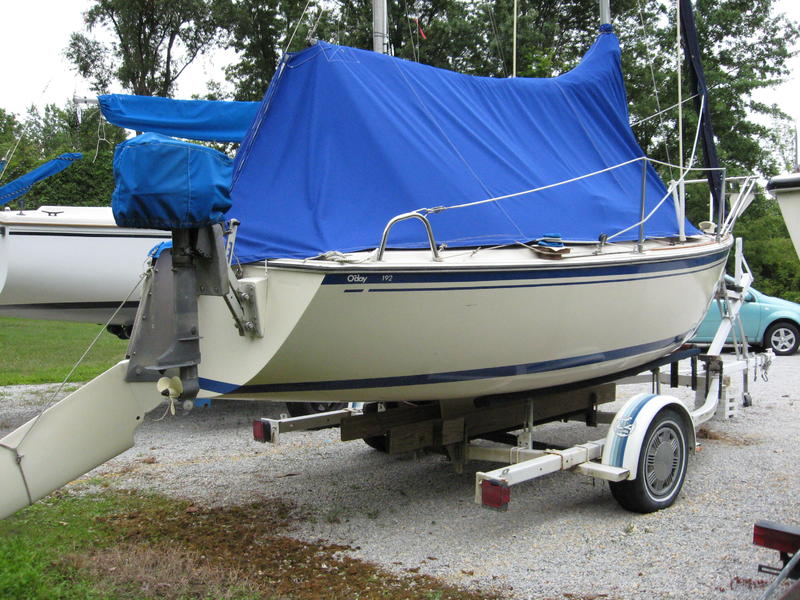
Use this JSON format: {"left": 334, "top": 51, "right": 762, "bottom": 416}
{"left": 1, "top": 0, "right": 798, "bottom": 122}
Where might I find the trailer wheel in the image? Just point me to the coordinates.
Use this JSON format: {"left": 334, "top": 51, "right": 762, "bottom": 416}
{"left": 609, "top": 408, "right": 688, "bottom": 513}
{"left": 285, "top": 402, "right": 346, "bottom": 418}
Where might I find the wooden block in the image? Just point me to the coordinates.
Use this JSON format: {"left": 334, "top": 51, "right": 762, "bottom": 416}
{"left": 441, "top": 417, "right": 465, "bottom": 445}
{"left": 389, "top": 420, "right": 435, "bottom": 454}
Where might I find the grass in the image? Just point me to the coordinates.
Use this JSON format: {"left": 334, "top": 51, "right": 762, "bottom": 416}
{"left": 0, "top": 321, "right": 505, "bottom": 599}
{"left": 0, "top": 489, "right": 504, "bottom": 600}
{"left": 0, "top": 317, "right": 128, "bottom": 385}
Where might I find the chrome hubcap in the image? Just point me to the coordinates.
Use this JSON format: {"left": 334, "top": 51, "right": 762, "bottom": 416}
{"left": 645, "top": 425, "right": 682, "bottom": 497}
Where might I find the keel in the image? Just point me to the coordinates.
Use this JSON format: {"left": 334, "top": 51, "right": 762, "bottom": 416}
{"left": 0, "top": 361, "right": 161, "bottom": 519}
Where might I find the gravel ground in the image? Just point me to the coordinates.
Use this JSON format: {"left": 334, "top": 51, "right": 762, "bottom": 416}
{"left": 2, "top": 353, "right": 799, "bottom": 599}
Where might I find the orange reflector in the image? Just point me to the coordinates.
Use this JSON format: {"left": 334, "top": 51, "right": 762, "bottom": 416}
{"left": 481, "top": 479, "right": 510, "bottom": 511}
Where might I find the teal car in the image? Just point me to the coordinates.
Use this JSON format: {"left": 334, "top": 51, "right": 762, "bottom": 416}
{"left": 692, "top": 280, "right": 800, "bottom": 355}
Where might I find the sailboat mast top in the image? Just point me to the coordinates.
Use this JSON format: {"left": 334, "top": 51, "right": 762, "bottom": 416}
{"left": 372, "top": 0, "right": 388, "bottom": 54}
{"left": 599, "top": 0, "right": 611, "bottom": 25}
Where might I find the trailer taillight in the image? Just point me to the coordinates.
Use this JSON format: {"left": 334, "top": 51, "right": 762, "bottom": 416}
{"left": 754, "top": 520, "right": 800, "bottom": 554}
{"left": 252, "top": 420, "right": 268, "bottom": 443}
{"left": 480, "top": 479, "right": 510, "bottom": 511}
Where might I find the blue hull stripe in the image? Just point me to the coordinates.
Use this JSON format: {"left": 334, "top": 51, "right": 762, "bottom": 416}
{"left": 321, "top": 249, "right": 727, "bottom": 287}
{"left": 358, "top": 262, "right": 719, "bottom": 294}
{"left": 199, "top": 333, "right": 687, "bottom": 395}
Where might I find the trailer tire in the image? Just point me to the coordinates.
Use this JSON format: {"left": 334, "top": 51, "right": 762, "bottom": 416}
{"left": 609, "top": 408, "right": 688, "bottom": 513}
{"left": 361, "top": 403, "right": 390, "bottom": 452}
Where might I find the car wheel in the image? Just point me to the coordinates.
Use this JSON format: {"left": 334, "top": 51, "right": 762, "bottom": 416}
{"left": 764, "top": 322, "right": 799, "bottom": 356}
{"left": 609, "top": 409, "right": 689, "bottom": 513}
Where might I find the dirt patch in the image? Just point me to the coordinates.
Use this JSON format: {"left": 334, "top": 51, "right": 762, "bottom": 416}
{"left": 697, "top": 426, "right": 758, "bottom": 446}
{"left": 67, "top": 491, "right": 504, "bottom": 600}
{"left": 64, "top": 542, "right": 260, "bottom": 599}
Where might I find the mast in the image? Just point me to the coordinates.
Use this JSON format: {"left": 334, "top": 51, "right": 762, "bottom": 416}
{"left": 372, "top": 0, "right": 388, "bottom": 54}
{"left": 512, "top": 0, "right": 518, "bottom": 77}
{"left": 598, "top": 0, "right": 611, "bottom": 24}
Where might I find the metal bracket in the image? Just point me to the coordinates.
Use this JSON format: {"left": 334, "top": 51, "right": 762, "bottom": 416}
{"left": 223, "top": 274, "right": 262, "bottom": 337}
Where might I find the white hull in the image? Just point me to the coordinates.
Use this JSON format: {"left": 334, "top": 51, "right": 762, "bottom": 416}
{"left": 188, "top": 237, "right": 731, "bottom": 403}
{"left": 0, "top": 206, "right": 168, "bottom": 324}
{"left": 768, "top": 174, "right": 800, "bottom": 260}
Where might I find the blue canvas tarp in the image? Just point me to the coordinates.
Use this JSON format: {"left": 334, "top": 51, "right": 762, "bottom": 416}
{"left": 229, "top": 28, "right": 698, "bottom": 261}
{"left": 0, "top": 153, "right": 82, "bottom": 206}
{"left": 99, "top": 94, "right": 259, "bottom": 143}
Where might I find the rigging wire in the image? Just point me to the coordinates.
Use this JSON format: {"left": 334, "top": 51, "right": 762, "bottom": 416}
{"left": 486, "top": 1, "right": 508, "bottom": 77}
{"left": 307, "top": 7, "right": 326, "bottom": 42}
{"left": 403, "top": 0, "right": 419, "bottom": 62}
{"left": 284, "top": 0, "right": 314, "bottom": 55}
{"left": 636, "top": 0, "right": 674, "bottom": 179}
{"left": 629, "top": 93, "right": 699, "bottom": 127}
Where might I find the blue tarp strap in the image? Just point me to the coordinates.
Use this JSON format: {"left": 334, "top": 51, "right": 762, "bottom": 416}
{"left": 0, "top": 153, "right": 83, "bottom": 206}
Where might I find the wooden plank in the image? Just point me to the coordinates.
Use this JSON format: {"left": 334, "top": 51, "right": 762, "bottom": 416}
{"left": 340, "top": 404, "right": 439, "bottom": 441}
{"left": 465, "top": 384, "right": 616, "bottom": 438}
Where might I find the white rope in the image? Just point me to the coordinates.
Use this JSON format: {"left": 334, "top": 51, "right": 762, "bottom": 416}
{"left": 422, "top": 156, "right": 646, "bottom": 214}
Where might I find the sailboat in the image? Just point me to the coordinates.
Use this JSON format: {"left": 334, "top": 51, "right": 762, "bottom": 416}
{"left": 0, "top": 205, "right": 167, "bottom": 329}
{"left": 0, "top": 0, "right": 743, "bottom": 518}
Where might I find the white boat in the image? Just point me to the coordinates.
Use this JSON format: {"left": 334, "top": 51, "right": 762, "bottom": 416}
{"left": 767, "top": 173, "right": 800, "bottom": 259}
{"left": 0, "top": 1, "right": 745, "bottom": 518}
{"left": 0, "top": 205, "right": 167, "bottom": 328}
{"left": 188, "top": 240, "right": 729, "bottom": 404}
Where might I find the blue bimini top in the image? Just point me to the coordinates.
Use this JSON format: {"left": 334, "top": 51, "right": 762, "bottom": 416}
{"left": 229, "top": 28, "right": 697, "bottom": 261}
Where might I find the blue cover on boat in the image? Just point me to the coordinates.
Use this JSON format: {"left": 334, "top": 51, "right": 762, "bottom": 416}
{"left": 0, "top": 153, "right": 82, "bottom": 206}
{"left": 99, "top": 94, "right": 259, "bottom": 143}
{"left": 112, "top": 133, "right": 232, "bottom": 230}
{"left": 230, "top": 30, "right": 699, "bottom": 261}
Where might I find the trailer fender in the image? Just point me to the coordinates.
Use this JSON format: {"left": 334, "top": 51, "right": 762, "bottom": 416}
{"left": 601, "top": 393, "right": 695, "bottom": 481}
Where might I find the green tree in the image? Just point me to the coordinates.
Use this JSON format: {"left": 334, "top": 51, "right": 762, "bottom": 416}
{"left": 66, "top": 0, "right": 221, "bottom": 96}
{"left": 0, "top": 103, "right": 126, "bottom": 209}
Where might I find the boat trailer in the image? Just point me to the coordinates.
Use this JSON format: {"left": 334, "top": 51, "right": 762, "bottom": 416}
{"left": 252, "top": 343, "right": 770, "bottom": 513}
{"left": 252, "top": 243, "right": 772, "bottom": 513}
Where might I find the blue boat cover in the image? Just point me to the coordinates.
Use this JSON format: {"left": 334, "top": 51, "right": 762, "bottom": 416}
{"left": 112, "top": 133, "right": 232, "bottom": 230}
{"left": 0, "top": 153, "right": 82, "bottom": 206}
{"left": 229, "top": 28, "right": 699, "bottom": 261}
{"left": 99, "top": 94, "right": 259, "bottom": 143}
